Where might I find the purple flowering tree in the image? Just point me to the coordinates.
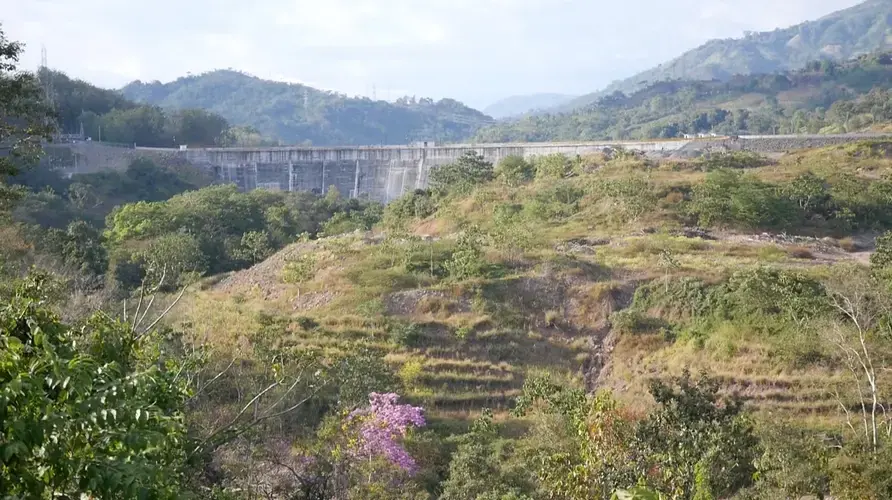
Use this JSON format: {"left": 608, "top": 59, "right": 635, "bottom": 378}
{"left": 348, "top": 392, "right": 426, "bottom": 475}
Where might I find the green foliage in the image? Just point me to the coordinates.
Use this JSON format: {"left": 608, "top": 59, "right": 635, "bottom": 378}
{"left": 445, "top": 226, "right": 488, "bottom": 281}
{"left": 321, "top": 203, "right": 383, "bottom": 237}
{"left": 596, "top": 175, "right": 658, "bottom": 223}
{"left": 383, "top": 189, "right": 438, "bottom": 228}
{"left": 282, "top": 253, "right": 317, "bottom": 285}
{"left": 389, "top": 321, "right": 423, "bottom": 348}
{"left": 752, "top": 423, "right": 831, "bottom": 498}
{"left": 139, "top": 232, "right": 209, "bottom": 289}
{"left": 495, "top": 155, "right": 535, "bottom": 186}
{"left": 233, "top": 230, "right": 273, "bottom": 264}
{"left": 430, "top": 152, "right": 494, "bottom": 197}
{"left": 440, "top": 410, "right": 534, "bottom": 500}
{"left": 512, "top": 375, "right": 637, "bottom": 499}
{"left": 103, "top": 184, "right": 376, "bottom": 289}
{"left": 783, "top": 171, "right": 832, "bottom": 215}
{"left": 526, "top": 181, "right": 585, "bottom": 221}
{"left": 636, "top": 371, "right": 759, "bottom": 498}
{"left": 490, "top": 203, "right": 535, "bottom": 259}
{"left": 0, "top": 29, "right": 55, "bottom": 178}
{"left": 0, "top": 272, "right": 194, "bottom": 498}
{"left": 871, "top": 231, "right": 892, "bottom": 271}
{"left": 533, "top": 154, "right": 575, "bottom": 180}
{"left": 688, "top": 169, "right": 798, "bottom": 229}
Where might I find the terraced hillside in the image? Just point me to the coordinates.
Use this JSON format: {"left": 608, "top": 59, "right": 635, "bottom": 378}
{"left": 170, "top": 142, "right": 892, "bottom": 431}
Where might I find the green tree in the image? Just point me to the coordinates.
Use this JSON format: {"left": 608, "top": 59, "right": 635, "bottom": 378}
{"left": 0, "top": 272, "right": 194, "bottom": 499}
{"left": 445, "top": 226, "right": 487, "bottom": 280}
{"left": 634, "top": 371, "right": 759, "bottom": 499}
{"left": 235, "top": 230, "right": 273, "bottom": 264}
{"left": 430, "top": 152, "right": 494, "bottom": 196}
{"left": 495, "top": 155, "right": 535, "bottom": 186}
{"left": 140, "top": 232, "right": 208, "bottom": 289}
{"left": 0, "top": 26, "right": 55, "bottom": 178}
{"left": 441, "top": 410, "right": 534, "bottom": 500}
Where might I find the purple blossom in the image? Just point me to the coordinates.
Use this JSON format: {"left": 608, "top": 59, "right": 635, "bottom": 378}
{"left": 348, "top": 392, "right": 426, "bottom": 474}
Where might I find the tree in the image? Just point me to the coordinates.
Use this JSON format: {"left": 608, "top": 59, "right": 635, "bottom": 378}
{"left": 235, "top": 230, "right": 273, "bottom": 264}
{"left": 140, "top": 232, "right": 209, "bottom": 289}
{"left": 429, "top": 152, "right": 493, "bottom": 196}
{"left": 441, "top": 409, "right": 534, "bottom": 500}
{"left": 0, "top": 25, "right": 55, "bottom": 177}
{"left": 444, "top": 226, "right": 487, "bottom": 281}
{"left": 635, "top": 371, "right": 759, "bottom": 499}
{"left": 495, "top": 155, "right": 535, "bottom": 186}
{"left": 0, "top": 272, "right": 194, "bottom": 498}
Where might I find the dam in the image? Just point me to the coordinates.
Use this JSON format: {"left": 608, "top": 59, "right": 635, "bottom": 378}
{"left": 50, "top": 134, "right": 890, "bottom": 203}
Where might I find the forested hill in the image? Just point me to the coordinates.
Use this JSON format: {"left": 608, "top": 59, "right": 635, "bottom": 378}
{"left": 563, "top": 0, "right": 892, "bottom": 111}
{"left": 43, "top": 68, "right": 236, "bottom": 147}
{"left": 121, "top": 70, "right": 494, "bottom": 146}
{"left": 474, "top": 52, "right": 892, "bottom": 142}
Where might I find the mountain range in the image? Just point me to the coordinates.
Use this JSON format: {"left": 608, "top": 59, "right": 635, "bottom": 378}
{"left": 45, "top": 0, "right": 892, "bottom": 146}
{"left": 558, "top": 0, "right": 892, "bottom": 112}
{"left": 483, "top": 93, "right": 579, "bottom": 119}
{"left": 121, "top": 71, "right": 493, "bottom": 146}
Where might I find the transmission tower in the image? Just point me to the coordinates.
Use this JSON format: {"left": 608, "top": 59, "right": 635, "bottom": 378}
{"left": 39, "top": 45, "right": 55, "bottom": 112}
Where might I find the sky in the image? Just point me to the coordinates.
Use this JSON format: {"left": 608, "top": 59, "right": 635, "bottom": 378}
{"left": 3, "top": 0, "right": 865, "bottom": 109}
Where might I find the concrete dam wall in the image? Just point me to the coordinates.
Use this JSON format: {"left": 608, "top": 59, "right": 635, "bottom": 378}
{"left": 173, "top": 140, "right": 690, "bottom": 202}
{"left": 53, "top": 134, "right": 891, "bottom": 203}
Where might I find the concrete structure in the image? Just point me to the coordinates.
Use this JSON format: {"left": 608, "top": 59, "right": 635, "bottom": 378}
{"left": 50, "top": 134, "right": 892, "bottom": 203}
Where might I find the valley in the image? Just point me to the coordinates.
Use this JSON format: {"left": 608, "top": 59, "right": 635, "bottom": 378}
{"left": 9, "top": 1, "right": 892, "bottom": 498}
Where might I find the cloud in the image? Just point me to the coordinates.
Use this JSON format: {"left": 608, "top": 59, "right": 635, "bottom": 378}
{"left": 2, "top": 0, "right": 863, "bottom": 107}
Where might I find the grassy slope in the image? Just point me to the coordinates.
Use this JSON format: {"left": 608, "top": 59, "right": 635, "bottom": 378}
{"left": 170, "top": 142, "right": 892, "bottom": 429}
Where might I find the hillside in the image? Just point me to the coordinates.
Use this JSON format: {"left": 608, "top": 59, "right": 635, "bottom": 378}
{"left": 475, "top": 51, "right": 892, "bottom": 142}
{"left": 121, "top": 70, "right": 494, "bottom": 146}
{"left": 42, "top": 68, "right": 234, "bottom": 147}
{"left": 156, "top": 141, "right": 892, "bottom": 497}
{"left": 563, "top": 0, "right": 892, "bottom": 111}
{"left": 483, "top": 93, "right": 578, "bottom": 119}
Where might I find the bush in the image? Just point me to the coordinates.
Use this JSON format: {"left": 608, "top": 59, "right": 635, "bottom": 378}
{"left": 595, "top": 175, "right": 658, "bottom": 223}
{"left": 383, "top": 189, "right": 438, "bottom": 228}
{"left": 390, "top": 321, "right": 423, "bottom": 347}
{"left": 445, "top": 227, "right": 488, "bottom": 281}
{"left": 282, "top": 253, "right": 317, "bottom": 284}
{"left": 526, "top": 181, "right": 584, "bottom": 221}
{"left": 688, "top": 169, "right": 799, "bottom": 229}
{"left": 430, "top": 152, "right": 494, "bottom": 196}
{"left": 495, "top": 155, "right": 535, "bottom": 186}
{"left": 532, "top": 154, "right": 574, "bottom": 180}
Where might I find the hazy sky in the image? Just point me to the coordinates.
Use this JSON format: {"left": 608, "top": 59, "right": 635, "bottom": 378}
{"left": 4, "top": 0, "right": 863, "bottom": 108}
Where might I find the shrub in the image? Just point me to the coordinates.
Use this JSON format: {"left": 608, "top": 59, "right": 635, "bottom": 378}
{"left": 532, "top": 154, "right": 574, "bottom": 180}
{"left": 390, "top": 321, "right": 423, "bottom": 347}
{"left": 495, "top": 155, "right": 535, "bottom": 186}
{"left": 526, "top": 181, "right": 585, "bottom": 221}
{"left": 445, "top": 227, "right": 487, "bottom": 281}
{"left": 139, "top": 232, "right": 209, "bottom": 289}
{"left": 384, "top": 189, "right": 438, "bottom": 228}
{"left": 688, "top": 169, "right": 799, "bottom": 229}
{"left": 282, "top": 253, "right": 317, "bottom": 284}
{"left": 596, "top": 174, "right": 658, "bottom": 223}
{"left": 429, "top": 152, "right": 494, "bottom": 197}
